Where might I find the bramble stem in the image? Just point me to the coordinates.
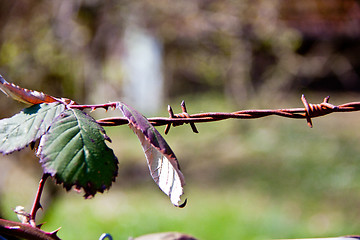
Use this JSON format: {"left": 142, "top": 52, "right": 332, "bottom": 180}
{"left": 0, "top": 218, "right": 61, "bottom": 240}
{"left": 68, "top": 102, "right": 118, "bottom": 111}
{"left": 29, "top": 173, "right": 50, "bottom": 227}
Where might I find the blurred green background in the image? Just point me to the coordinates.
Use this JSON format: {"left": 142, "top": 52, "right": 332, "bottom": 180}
{"left": 1, "top": 1, "right": 360, "bottom": 239}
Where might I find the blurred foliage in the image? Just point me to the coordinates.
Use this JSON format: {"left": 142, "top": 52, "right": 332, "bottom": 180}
{"left": 0, "top": 0, "right": 359, "bottom": 109}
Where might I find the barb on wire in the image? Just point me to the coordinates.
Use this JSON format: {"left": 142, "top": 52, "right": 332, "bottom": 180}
{"left": 96, "top": 95, "right": 360, "bottom": 134}
{"left": 164, "top": 100, "right": 199, "bottom": 134}
{"left": 301, "top": 95, "right": 338, "bottom": 128}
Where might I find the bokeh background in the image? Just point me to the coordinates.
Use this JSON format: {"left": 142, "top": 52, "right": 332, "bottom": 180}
{"left": 1, "top": 1, "right": 360, "bottom": 239}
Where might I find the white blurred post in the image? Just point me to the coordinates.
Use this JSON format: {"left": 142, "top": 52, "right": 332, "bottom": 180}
{"left": 122, "top": 20, "right": 164, "bottom": 115}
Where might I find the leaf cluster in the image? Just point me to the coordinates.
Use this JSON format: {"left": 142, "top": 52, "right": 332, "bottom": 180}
{"left": 0, "top": 75, "right": 185, "bottom": 207}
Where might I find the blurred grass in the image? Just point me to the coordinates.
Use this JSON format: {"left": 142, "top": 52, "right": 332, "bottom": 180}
{"left": 2, "top": 92, "right": 360, "bottom": 239}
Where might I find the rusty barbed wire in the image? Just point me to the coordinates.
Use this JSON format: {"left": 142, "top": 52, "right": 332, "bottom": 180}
{"left": 96, "top": 95, "right": 360, "bottom": 134}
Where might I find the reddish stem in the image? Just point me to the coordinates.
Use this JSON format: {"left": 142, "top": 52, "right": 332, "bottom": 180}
{"left": 0, "top": 218, "right": 61, "bottom": 240}
{"left": 29, "top": 174, "right": 50, "bottom": 227}
{"left": 68, "top": 102, "right": 118, "bottom": 111}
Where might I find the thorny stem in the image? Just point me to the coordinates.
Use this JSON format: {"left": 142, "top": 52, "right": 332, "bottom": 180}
{"left": 0, "top": 219, "right": 61, "bottom": 240}
{"left": 68, "top": 102, "right": 118, "bottom": 111}
{"left": 30, "top": 173, "right": 50, "bottom": 227}
{"left": 0, "top": 174, "right": 60, "bottom": 240}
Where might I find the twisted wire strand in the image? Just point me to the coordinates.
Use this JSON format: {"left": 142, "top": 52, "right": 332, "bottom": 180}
{"left": 96, "top": 95, "right": 360, "bottom": 133}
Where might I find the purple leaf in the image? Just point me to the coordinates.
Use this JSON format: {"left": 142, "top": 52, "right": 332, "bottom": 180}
{"left": 117, "top": 102, "right": 186, "bottom": 207}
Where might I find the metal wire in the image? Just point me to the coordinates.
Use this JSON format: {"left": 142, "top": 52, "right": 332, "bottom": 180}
{"left": 96, "top": 95, "right": 360, "bottom": 134}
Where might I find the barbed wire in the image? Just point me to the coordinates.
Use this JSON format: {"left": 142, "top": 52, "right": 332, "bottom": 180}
{"left": 96, "top": 94, "right": 360, "bottom": 134}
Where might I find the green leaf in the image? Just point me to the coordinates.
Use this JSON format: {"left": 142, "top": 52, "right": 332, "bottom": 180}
{"left": 0, "top": 103, "right": 66, "bottom": 154}
{"left": 118, "top": 102, "right": 186, "bottom": 207}
{"left": 38, "top": 109, "right": 118, "bottom": 198}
